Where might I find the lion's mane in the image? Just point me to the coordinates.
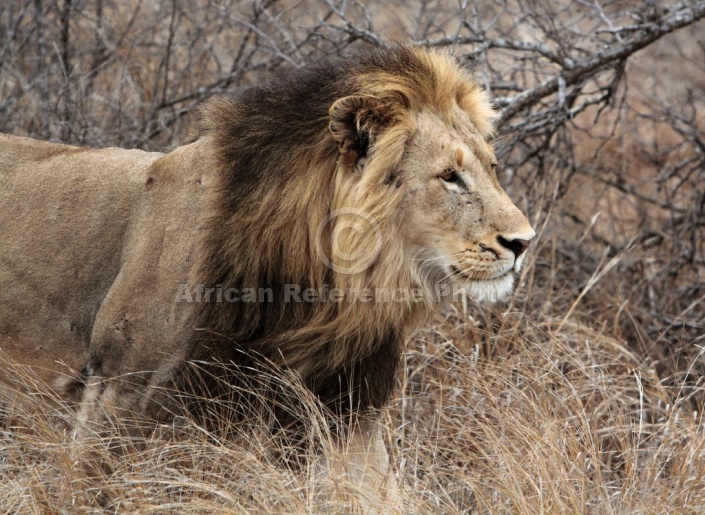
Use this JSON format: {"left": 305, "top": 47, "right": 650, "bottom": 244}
{"left": 168, "top": 46, "right": 495, "bottom": 425}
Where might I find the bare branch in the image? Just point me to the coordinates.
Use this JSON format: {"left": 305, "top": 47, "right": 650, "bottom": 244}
{"left": 497, "top": 1, "right": 705, "bottom": 129}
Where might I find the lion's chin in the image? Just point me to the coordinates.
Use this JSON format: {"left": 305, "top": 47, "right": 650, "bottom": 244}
{"left": 462, "top": 272, "right": 516, "bottom": 303}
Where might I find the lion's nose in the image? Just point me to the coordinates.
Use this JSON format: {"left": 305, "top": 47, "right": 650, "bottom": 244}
{"left": 497, "top": 235, "right": 533, "bottom": 259}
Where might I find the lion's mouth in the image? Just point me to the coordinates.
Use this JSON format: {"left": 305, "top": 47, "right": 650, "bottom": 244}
{"left": 449, "top": 264, "right": 513, "bottom": 283}
{"left": 448, "top": 264, "right": 517, "bottom": 303}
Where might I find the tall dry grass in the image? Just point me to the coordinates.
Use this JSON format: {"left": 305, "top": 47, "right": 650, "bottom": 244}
{"left": 1, "top": 0, "right": 704, "bottom": 513}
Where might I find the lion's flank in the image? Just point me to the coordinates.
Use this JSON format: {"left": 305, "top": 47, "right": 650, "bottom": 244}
{"left": 177, "top": 45, "right": 496, "bottom": 423}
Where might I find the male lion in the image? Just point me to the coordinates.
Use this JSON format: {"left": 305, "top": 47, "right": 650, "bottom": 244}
{"left": 0, "top": 46, "right": 534, "bottom": 505}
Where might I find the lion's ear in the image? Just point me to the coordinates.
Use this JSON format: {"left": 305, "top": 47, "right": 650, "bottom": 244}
{"left": 329, "top": 95, "right": 390, "bottom": 159}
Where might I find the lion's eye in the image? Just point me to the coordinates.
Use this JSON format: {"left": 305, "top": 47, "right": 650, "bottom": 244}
{"left": 440, "top": 169, "right": 459, "bottom": 183}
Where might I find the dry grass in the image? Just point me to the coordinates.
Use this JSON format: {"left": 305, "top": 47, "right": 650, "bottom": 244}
{"left": 2, "top": 228, "right": 704, "bottom": 514}
{"left": 1, "top": 0, "right": 704, "bottom": 513}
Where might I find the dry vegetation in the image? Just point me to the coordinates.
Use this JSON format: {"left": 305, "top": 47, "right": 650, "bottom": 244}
{"left": 1, "top": 0, "right": 704, "bottom": 513}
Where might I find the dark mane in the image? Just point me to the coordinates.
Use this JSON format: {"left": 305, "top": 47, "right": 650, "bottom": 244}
{"left": 166, "top": 45, "right": 490, "bottom": 429}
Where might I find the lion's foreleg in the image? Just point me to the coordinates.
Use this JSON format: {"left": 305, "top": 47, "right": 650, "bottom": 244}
{"left": 66, "top": 375, "right": 159, "bottom": 507}
{"left": 73, "top": 376, "right": 156, "bottom": 461}
{"left": 318, "top": 418, "right": 402, "bottom": 513}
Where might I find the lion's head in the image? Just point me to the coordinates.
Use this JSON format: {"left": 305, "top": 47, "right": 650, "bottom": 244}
{"left": 324, "top": 48, "right": 535, "bottom": 306}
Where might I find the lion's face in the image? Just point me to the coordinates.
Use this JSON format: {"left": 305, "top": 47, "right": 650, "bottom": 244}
{"left": 397, "top": 107, "right": 535, "bottom": 302}
{"left": 328, "top": 56, "right": 535, "bottom": 303}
